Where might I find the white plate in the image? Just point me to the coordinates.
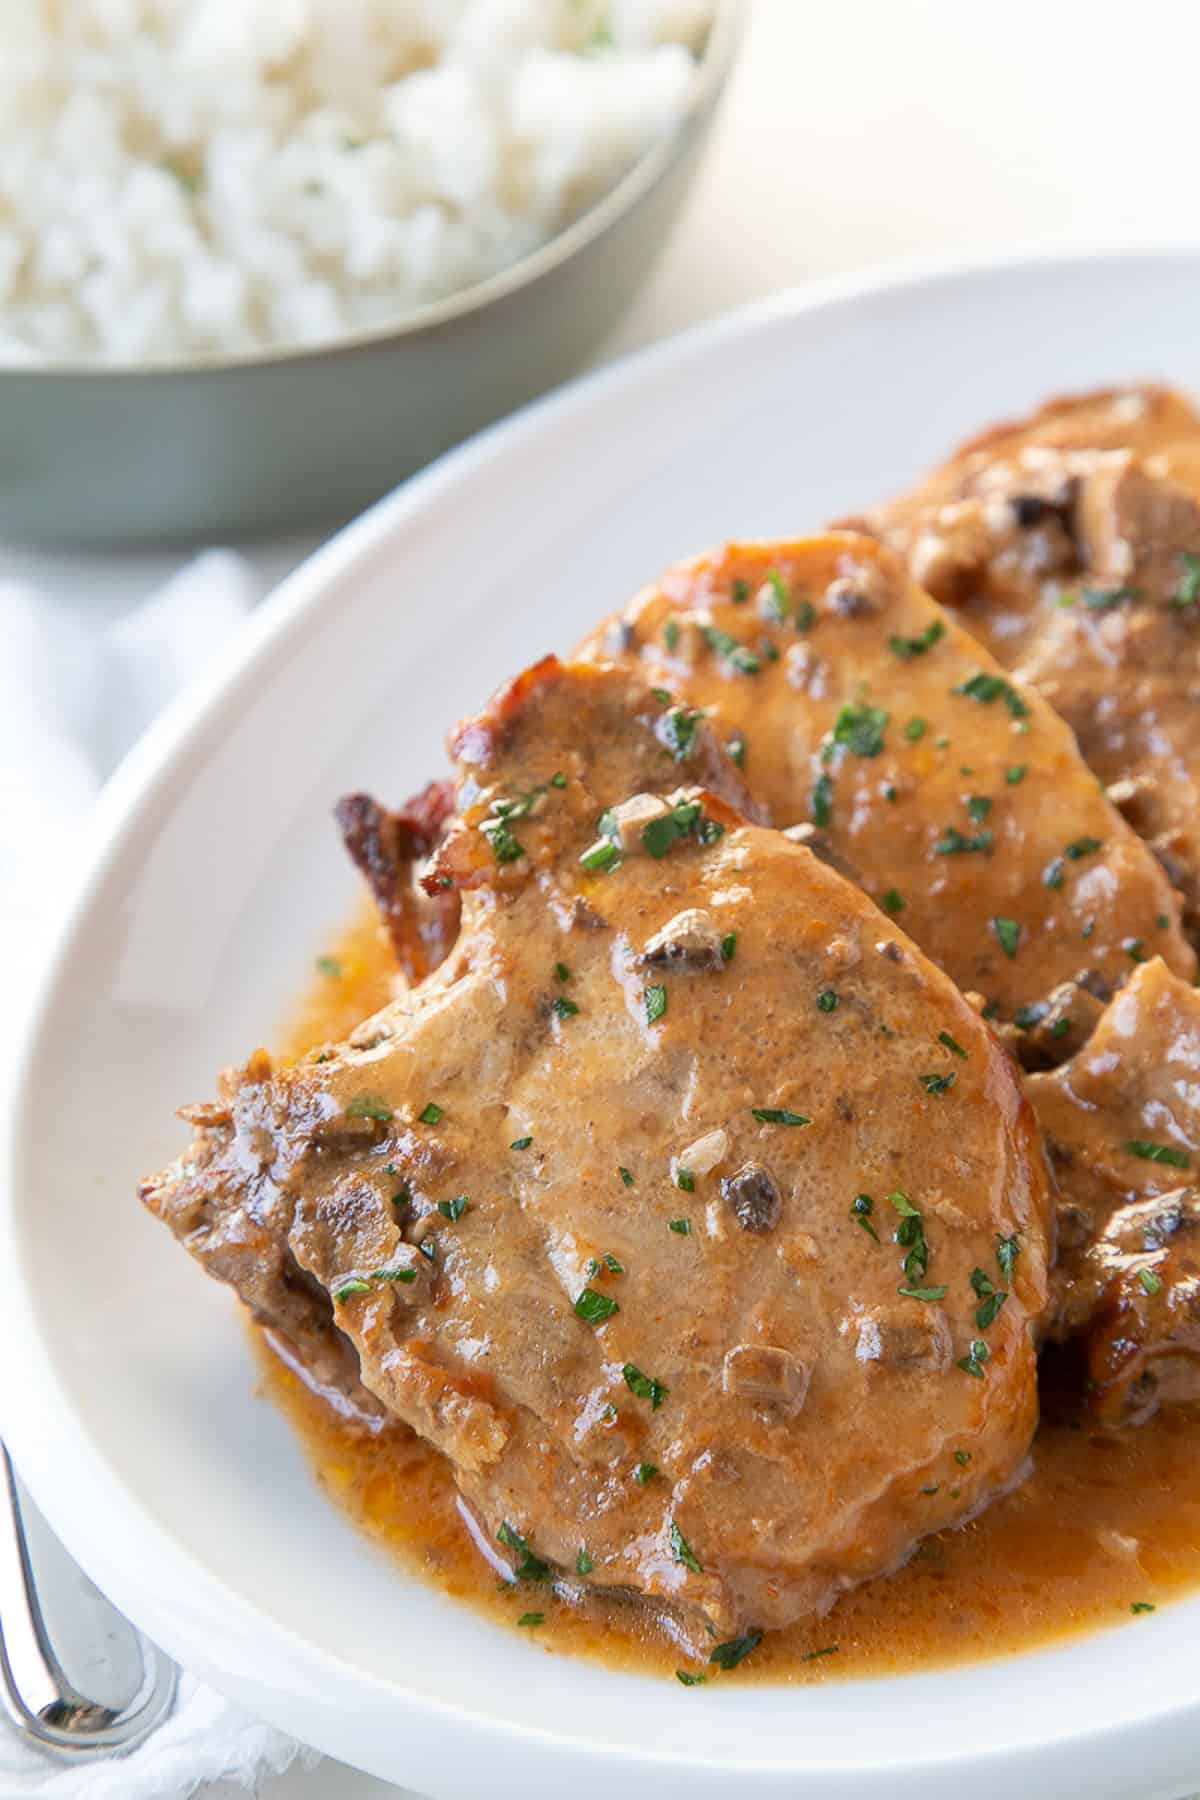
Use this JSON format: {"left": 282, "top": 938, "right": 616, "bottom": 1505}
{"left": 5, "top": 247, "right": 1200, "bottom": 1800}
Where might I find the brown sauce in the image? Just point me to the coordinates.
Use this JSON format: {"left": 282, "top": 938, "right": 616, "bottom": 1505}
{"left": 261, "top": 903, "right": 1200, "bottom": 1682}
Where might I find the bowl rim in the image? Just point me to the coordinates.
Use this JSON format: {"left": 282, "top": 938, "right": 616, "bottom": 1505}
{"left": 1, "top": 0, "right": 744, "bottom": 383}
{"left": 7, "top": 242, "right": 1200, "bottom": 1797}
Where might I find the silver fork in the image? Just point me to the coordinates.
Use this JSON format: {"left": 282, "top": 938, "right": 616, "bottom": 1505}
{"left": 0, "top": 1441, "right": 176, "bottom": 1760}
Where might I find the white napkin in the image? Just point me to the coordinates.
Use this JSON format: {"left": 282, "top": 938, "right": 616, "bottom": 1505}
{"left": 0, "top": 550, "right": 318, "bottom": 1799}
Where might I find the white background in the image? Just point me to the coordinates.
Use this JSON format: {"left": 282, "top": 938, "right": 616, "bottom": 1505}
{"left": 21, "top": 0, "right": 1191, "bottom": 1792}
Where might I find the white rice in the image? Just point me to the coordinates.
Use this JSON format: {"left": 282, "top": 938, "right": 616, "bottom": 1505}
{"left": 0, "top": 0, "right": 712, "bottom": 366}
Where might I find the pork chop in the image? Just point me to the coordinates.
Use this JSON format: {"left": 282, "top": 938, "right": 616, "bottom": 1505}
{"left": 142, "top": 657, "right": 1051, "bottom": 1651}
{"left": 575, "top": 531, "right": 1194, "bottom": 1052}
{"left": 862, "top": 387, "right": 1200, "bottom": 944}
{"left": 1027, "top": 956, "right": 1200, "bottom": 1423}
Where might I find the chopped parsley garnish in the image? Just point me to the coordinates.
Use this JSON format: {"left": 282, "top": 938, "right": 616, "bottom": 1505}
{"left": 575, "top": 1287, "right": 619, "bottom": 1324}
{"left": 633, "top": 1462, "right": 658, "bottom": 1485}
{"left": 801, "top": 1646, "right": 839, "bottom": 1662}
{"left": 751, "top": 1107, "right": 812, "bottom": 1126}
{"left": 370, "top": 1265, "right": 417, "bottom": 1285}
{"left": 669, "top": 1217, "right": 691, "bottom": 1235}
{"left": 851, "top": 1192, "right": 879, "bottom": 1241}
{"left": 675, "top": 1669, "right": 706, "bottom": 1686}
{"left": 1130, "top": 1601, "right": 1157, "bottom": 1614}
{"left": 663, "top": 619, "right": 680, "bottom": 652}
{"left": 418, "top": 1238, "right": 437, "bottom": 1261}
{"left": 669, "top": 1520, "right": 703, "bottom": 1572}
{"left": 555, "top": 961, "right": 571, "bottom": 982}
{"left": 603, "top": 1252, "right": 624, "bottom": 1274}
{"left": 920, "top": 1071, "right": 956, "bottom": 1095}
{"left": 888, "top": 620, "right": 945, "bottom": 659}
{"left": 966, "top": 795, "right": 992, "bottom": 823}
{"left": 1014, "top": 1000, "right": 1049, "bottom": 1031}
{"left": 417, "top": 1101, "right": 444, "bottom": 1124}
{"left": 816, "top": 988, "right": 839, "bottom": 1013}
{"left": 346, "top": 1093, "right": 394, "bottom": 1122}
{"left": 624, "top": 1363, "right": 668, "bottom": 1409}
{"left": 576, "top": 1546, "right": 594, "bottom": 1575}
{"left": 955, "top": 1450, "right": 971, "bottom": 1466}
{"left": 904, "top": 716, "right": 928, "bottom": 742}
{"left": 316, "top": 955, "right": 342, "bottom": 977}
{"left": 1122, "top": 1140, "right": 1190, "bottom": 1168}
{"left": 480, "top": 813, "right": 525, "bottom": 864}
{"left": 676, "top": 1166, "right": 695, "bottom": 1192}
{"left": 954, "top": 670, "right": 1029, "bottom": 718}
{"left": 731, "top": 578, "right": 750, "bottom": 604}
{"left": 497, "top": 1521, "right": 551, "bottom": 1582}
{"left": 702, "top": 624, "right": 760, "bottom": 674}
{"left": 881, "top": 887, "right": 905, "bottom": 915}
{"left": 645, "top": 984, "right": 668, "bottom": 1025}
{"left": 890, "top": 1190, "right": 928, "bottom": 1281}
{"left": 811, "top": 771, "right": 833, "bottom": 827}
{"left": 969, "top": 1267, "right": 1007, "bottom": 1329}
{"left": 1005, "top": 764, "right": 1027, "bottom": 785}
{"left": 511, "top": 1136, "right": 533, "bottom": 1150}
{"left": 437, "top": 1195, "right": 469, "bottom": 1221}
{"left": 658, "top": 705, "right": 705, "bottom": 762}
{"left": 709, "top": 1630, "right": 763, "bottom": 1671}
{"left": 957, "top": 1339, "right": 990, "bottom": 1379}
{"left": 1158, "top": 913, "right": 1171, "bottom": 929}
{"left": 1065, "top": 835, "right": 1102, "bottom": 860}
{"left": 332, "top": 1278, "right": 371, "bottom": 1301}
{"left": 1174, "top": 551, "right": 1200, "bottom": 607}
{"left": 794, "top": 598, "right": 815, "bottom": 632}
{"left": 996, "top": 1234, "right": 1020, "bottom": 1279}
{"left": 991, "top": 915, "right": 1021, "bottom": 959}
{"left": 721, "top": 931, "right": 737, "bottom": 962}
{"left": 1042, "top": 856, "right": 1065, "bottom": 890}
{"left": 579, "top": 838, "right": 622, "bottom": 874}
{"left": 1139, "top": 1267, "right": 1164, "bottom": 1296}
{"left": 1051, "top": 1017, "right": 1071, "bottom": 1039}
{"left": 550, "top": 771, "right": 567, "bottom": 788}
{"left": 1124, "top": 936, "right": 1147, "bottom": 963}
{"left": 934, "top": 826, "right": 993, "bottom": 855}
{"left": 727, "top": 732, "right": 746, "bottom": 768}
{"left": 641, "top": 797, "right": 717, "bottom": 858}
{"left": 618, "top": 1165, "right": 635, "bottom": 1187}
{"left": 516, "top": 1612, "right": 544, "bottom": 1627}
{"left": 830, "top": 701, "right": 889, "bottom": 758}
{"left": 898, "top": 1284, "right": 948, "bottom": 1301}
{"left": 552, "top": 996, "right": 579, "bottom": 1019}
{"left": 938, "top": 1031, "right": 967, "bottom": 1059}
{"left": 760, "top": 568, "right": 790, "bottom": 621}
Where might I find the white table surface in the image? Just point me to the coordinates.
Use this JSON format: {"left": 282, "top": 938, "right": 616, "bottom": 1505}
{"left": 17, "top": 0, "right": 1195, "bottom": 1792}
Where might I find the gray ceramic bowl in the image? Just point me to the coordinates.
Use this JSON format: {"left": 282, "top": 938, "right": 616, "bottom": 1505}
{"left": 0, "top": 5, "right": 741, "bottom": 546}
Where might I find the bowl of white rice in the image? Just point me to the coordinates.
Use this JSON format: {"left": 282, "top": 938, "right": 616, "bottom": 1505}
{"left": 0, "top": 0, "right": 739, "bottom": 543}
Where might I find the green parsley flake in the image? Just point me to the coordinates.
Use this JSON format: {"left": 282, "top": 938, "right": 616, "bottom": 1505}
{"left": 624, "top": 1363, "right": 668, "bottom": 1408}
{"left": 955, "top": 1450, "right": 971, "bottom": 1467}
{"left": 658, "top": 705, "right": 705, "bottom": 762}
{"left": 332, "top": 1278, "right": 371, "bottom": 1301}
{"left": 751, "top": 1107, "right": 812, "bottom": 1126}
{"left": 438, "top": 1195, "right": 468, "bottom": 1221}
{"left": 811, "top": 771, "right": 833, "bottom": 827}
{"left": 511, "top": 1136, "right": 533, "bottom": 1150}
{"left": 618, "top": 1165, "right": 635, "bottom": 1187}
{"left": 709, "top": 1630, "right": 763, "bottom": 1671}
{"left": 702, "top": 624, "right": 760, "bottom": 674}
{"left": 1082, "top": 586, "right": 1139, "bottom": 610}
{"left": 669, "top": 1519, "right": 703, "bottom": 1572}
{"left": 552, "top": 996, "right": 579, "bottom": 1020}
{"left": 676, "top": 1166, "right": 695, "bottom": 1192}
{"left": 669, "top": 1217, "right": 691, "bottom": 1235}
{"left": 851, "top": 1192, "right": 879, "bottom": 1241}
{"left": 996, "top": 1234, "right": 1020, "bottom": 1279}
{"left": 316, "top": 955, "right": 342, "bottom": 978}
{"left": 935, "top": 826, "right": 993, "bottom": 855}
{"left": 721, "top": 931, "right": 737, "bottom": 962}
{"left": 957, "top": 1339, "right": 990, "bottom": 1379}
{"left": 904, "top": 716, "right": 928, "bottom": 742}
{"left": 641, "top": 797, "right": 705, "bottom": 859}
{"left": 991, "top": 916, "right": 1021, "bottom": 959}
{"left": 898, "top": 1284, "right": 948, "bottom": 1301}
{"left": 954, "top": 671, "right": 1029, "bottom": 718}
{"left": 816, "top": 988, "right": 839, "bottom": 1013}
{"left": 731, "top": 578, "right": 750, "bottom": 604}
{"left": 882, "top": 887, "right": 905, "bottom": 915}
{"left": 576, "top": 1546, "right": 594, "bottom": 1575}
{"left": 1130, "top": 1601, "right": 1157, "bottom": 1614}
{"left": 1065, "top": 835, "right": 1102, "bottom": 860}
{"left": 517, "top": 1612, "right": 544, "bottom": 1627}
{"left": 497, "top": 1520, "right": 551, "bottom": 1582}
{"left": 938, "top": 1031, "right": 967, "bottom": 1059}
{"left": 1139, "top": 1267, "right": 1164, "bottom": 1296}
{"left": 727, "top": 732, "right": 746, "bottom": 768}
{"left": 967, "top": 795, "right": 992, "bottom": 823}
{"left": 645, "top": 984, "right": 668, "bottom": 1025}
{"left": 575, "top": 1287, "right": 619, "bottom": 1324}
{"left": 633, "top": 1462, "right": 658, "bottom": 1485}
{"left": 1174, "top": 552, "right": 1200, "bottom": 607}
{"left": 1122, "top": 1140, "right": 1190, "bottom": 1169}
{"left": 920, "top": 1072, "right": 956, "bottom": 1095}
{"left": 663, "top": 619, "right": 680, "bottom": 652}
{"left": 417, "top": 1101, "right": 444, "bottom": 1124}
{"left": 676, "top": 1669, "right": 706, "bottom": 1686}
{"left": 346, "top": 1094, "right": 394, "bottom": 1122}
{"left": 801, "top": 1646, "right": 839, "bottom": 1662}
{"left": 1005, "top": 764, "right": 1027, "bottom": 785}
{"left": 888, "top": 620, "right": 945, "bottom": 659}
{"left": 831, "top": 701, "right": 889, "bottom": 758}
